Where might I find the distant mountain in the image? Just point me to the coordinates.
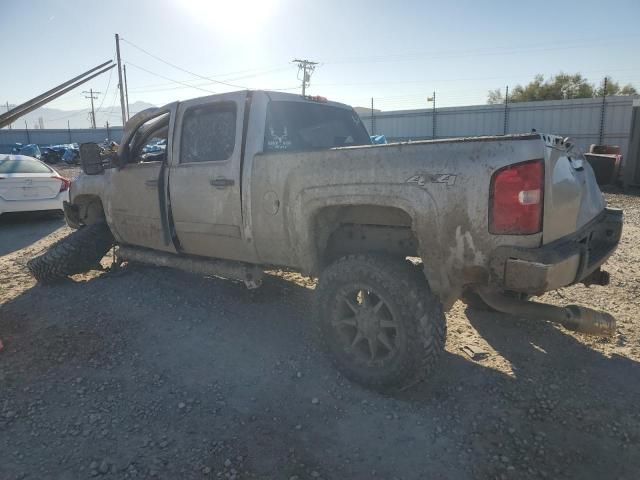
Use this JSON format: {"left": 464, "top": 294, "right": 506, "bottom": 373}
{"left": 3, "top": 101, "right": 156, "bottom": 130}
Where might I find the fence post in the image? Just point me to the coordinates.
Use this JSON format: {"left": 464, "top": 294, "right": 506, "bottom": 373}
{"left": 503, "top": 85, "right": 509, "bottom": 135}
{"left": 432, "top": 91, "right": 436, "bottom": 139}
{"left": 371, "top": 97, "right": 375, "bottom": 136}
{"left": 599, "top": 77, "right": 608, "bottom": 145}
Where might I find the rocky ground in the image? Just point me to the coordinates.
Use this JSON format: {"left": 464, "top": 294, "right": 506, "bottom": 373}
{"left": 1, "top": 180, "right": 639, "bottom": 479}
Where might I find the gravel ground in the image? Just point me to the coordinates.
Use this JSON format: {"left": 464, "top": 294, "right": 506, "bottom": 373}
{"left": 0, "top": 189, "right": 639, "bottom": 480}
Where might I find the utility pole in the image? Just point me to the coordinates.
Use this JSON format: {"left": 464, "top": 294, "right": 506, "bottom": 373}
{"left": 123, "top": 64, "right": 130, "bottom": 120}
{"left": 599, "top": 76, "right": 608, "bottom": 145}
{"left": 428, "top": 91, "right": 436, "bottom": 139}
{"left": 292, "top": 59, "right": 318, "bottom": 96}
{"left": 106, "top": 121, "right": 110, "bottom": 140}
{"left": 115, "top": 33, "right": 127, "bottom": 126}
{"left": 67, "top": 120, "right": 72, "bottom": 143}
{"left": 24, "top": 120, "right": 30, "bottom": 143}
{"left": 371, "top": 97, "right": 375, "bottom": 135}
{"left": 83, "top": 89, "right": 100, "bottom": 129}
{"left": 503, "top": 85, "right": 509, "bottom": 135}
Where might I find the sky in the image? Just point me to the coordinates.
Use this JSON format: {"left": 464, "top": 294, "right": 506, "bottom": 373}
{"left": 2, "top": 0, "right": 640, "bottom": 127}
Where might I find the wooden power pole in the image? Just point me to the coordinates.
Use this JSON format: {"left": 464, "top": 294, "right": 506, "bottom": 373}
{"left": 82, "top": 89, "right": 100, "bottom": 128}
{"left": 292, "top": 59, "right": 318, "bottom": 96}
{"left": 115, "top": 33, "right": 127, "bottom": 126}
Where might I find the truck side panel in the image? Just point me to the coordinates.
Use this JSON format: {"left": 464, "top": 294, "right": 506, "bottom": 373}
{"left": 249, "top": 137, "right": 546, "bottom": 303}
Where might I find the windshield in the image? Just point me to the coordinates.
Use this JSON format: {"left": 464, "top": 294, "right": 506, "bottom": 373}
{"left": 264, "top": 101, "right": 371, "bottom": 153}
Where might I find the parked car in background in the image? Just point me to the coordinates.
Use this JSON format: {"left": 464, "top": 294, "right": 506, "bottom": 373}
{"left": 61, "top": 146, "right": 80, "bottom": 164}
{"left": 0, "top": 154, "right": 70, "bottom": 215}
{"left": 370, "top": 134, "right": 387, "bottom": 144}
{"left": 40, "top": 143, "right": 81, "bottom": 165}
{"left": 11, "top": 143, "right": 42, "bottom": 160}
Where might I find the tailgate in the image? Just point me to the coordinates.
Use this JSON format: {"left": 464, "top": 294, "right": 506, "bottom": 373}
{"left": 0, "top": 174, "right": 63, "bottom": 201}
{"left": 542, "top": 136, "right": 605, "bottom": 244}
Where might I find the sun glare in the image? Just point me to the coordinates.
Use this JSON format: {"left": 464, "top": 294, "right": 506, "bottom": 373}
{"left": 179, "top": 0, "right": 279, "bottom": 35}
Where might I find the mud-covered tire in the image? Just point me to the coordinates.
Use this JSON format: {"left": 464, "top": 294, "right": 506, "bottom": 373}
{"left": 27, "top": 222, "right": 115, "bottom": 284}
{"left": 315, "top": 254, "right": 446, "bottom": 392}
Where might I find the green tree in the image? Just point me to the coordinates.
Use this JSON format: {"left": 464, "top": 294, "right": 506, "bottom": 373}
{"left": 595, "top": 78, "right": 638, "bottom": 97}
{"left": 487, "top": 73, "right": 637, "bottom": 103}
{"left": 487, "top": 88, "right": 504, "bottom": 104}
{"left": 508, "top": 73, "right": 593, "bottom": 102}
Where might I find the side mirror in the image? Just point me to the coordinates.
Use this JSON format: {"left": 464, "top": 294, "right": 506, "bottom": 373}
{"left": 80, "top": 143, "right": 105, "bottom": 175}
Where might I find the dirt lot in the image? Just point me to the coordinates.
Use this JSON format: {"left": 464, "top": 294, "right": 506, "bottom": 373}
{"left": 1, "top": 184, "right": 639, "bottom": 479}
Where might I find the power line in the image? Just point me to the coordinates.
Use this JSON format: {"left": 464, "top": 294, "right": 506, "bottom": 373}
{"left": 95, "top": 64, "right": 114, "bottom": 114}
{"left": 121, "top": 37, "right": 247, "bottom": 89}
{"left": 125, "top": 61, "right": 216, "bottom": 94}
{"left": 324, "top": 34, "right": 640, "bottom": 65}
{"left": 126, "top": 65, "right": 290, "bottom": 92}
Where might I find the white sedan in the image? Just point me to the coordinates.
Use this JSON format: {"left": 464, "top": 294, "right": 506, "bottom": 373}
{"left": 0, "top": 154, "right": 70, "bottom": 215}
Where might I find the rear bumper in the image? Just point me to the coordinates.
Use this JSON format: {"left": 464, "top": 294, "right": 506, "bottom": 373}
{"left": 488, "top": 208, "right": 623, "bottom": 294}
{"left": 0, "top": 192, "right": 68, "bottom": 215}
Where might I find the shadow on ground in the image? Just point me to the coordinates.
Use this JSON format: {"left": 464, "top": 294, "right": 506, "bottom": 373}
{"left": 0, "top": 211, "right": 64, "bottom": 256}
{"left": 0, "top": 266, "right": 638, "bottom": 479}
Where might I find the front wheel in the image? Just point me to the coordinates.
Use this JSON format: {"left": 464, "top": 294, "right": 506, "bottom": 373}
{"left": 315, "top": 255, "right": 446, "bottom": 392}
{"left": 27, "top": 222, "right": 115, "bottom": 284}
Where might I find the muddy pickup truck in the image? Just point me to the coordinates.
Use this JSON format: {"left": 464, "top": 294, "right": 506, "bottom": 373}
{"left": 28, "top": 90, "right": 623, "bottom": 391}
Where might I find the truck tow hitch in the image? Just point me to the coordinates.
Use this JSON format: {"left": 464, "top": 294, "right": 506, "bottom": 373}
{"left": 477, "top": 288, "right": 616, "bottom": 337}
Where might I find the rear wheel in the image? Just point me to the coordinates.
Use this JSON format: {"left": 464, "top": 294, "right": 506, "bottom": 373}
{"left": 27, "top": 222, "right": 115, "bottom": 284}
{"left": 315, "top": 255, "right": 446, "bottom": 391}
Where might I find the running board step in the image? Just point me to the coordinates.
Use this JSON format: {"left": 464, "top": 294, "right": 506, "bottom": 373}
{"left": 116, "top": 245, "right": 263, "bottom": 289}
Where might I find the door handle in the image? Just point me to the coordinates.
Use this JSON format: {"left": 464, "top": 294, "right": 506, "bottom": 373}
{"left": 145, "top": 179, "right": 159, "bottom": 187}
{"left": 210, "top": 178, "right": 235, "bottom": 188}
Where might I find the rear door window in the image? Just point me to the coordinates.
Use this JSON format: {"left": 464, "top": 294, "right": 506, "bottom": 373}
{"left": 180, "top": 102, "right": 237, "bottom": 163}
{"left": 264, "top": 101, "right": 371, "bottom": 153}
{"left": 0, "top": 158, "right": 52, "bottom": 174}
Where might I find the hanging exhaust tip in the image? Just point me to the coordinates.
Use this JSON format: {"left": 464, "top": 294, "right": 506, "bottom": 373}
{"left": 562, "top": 305, "right": 616, "bottom": 337}
{"left": 475, "top": 288, "right": 617, "bottom": 338}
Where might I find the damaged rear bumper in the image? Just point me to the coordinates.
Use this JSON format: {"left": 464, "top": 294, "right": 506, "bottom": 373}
{"left": 489, "top": 208, "right": 623, "bottom": 295}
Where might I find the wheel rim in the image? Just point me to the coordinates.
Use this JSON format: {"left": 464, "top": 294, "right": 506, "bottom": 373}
{"left": 331, "top": 286, "right": 399, "bottom": 364}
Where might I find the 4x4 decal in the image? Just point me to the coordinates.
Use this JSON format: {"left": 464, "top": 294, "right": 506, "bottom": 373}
{"left": 406, "top": 173, "right": 457, "bottom": 187}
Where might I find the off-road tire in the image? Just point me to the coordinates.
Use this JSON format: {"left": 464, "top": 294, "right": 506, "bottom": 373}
{"left": 27, "top": 222, "right": 115, "bottom": 284}
{"left": 315, "top": 254, "right": 446, "bottom": 392}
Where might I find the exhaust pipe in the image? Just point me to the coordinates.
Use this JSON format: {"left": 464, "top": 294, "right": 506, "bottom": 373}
{"left": 476, "top": 288, "right": 616, "bottom": 337}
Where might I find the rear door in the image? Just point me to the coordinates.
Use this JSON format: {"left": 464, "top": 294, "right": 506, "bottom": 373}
{"left": 169, "top": 92, "right": 252, "bottom": 261}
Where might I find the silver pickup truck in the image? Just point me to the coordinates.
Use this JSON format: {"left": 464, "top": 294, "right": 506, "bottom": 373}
{"left": 28, "top": 90, "right": 623, "bottom": 391}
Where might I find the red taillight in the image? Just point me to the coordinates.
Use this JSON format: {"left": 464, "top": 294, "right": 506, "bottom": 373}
{"left": 52, "top": 175, "right": 71, "bottom": 193}
{"left": 489, "top": 159, "right": 544, "bottom": 235}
